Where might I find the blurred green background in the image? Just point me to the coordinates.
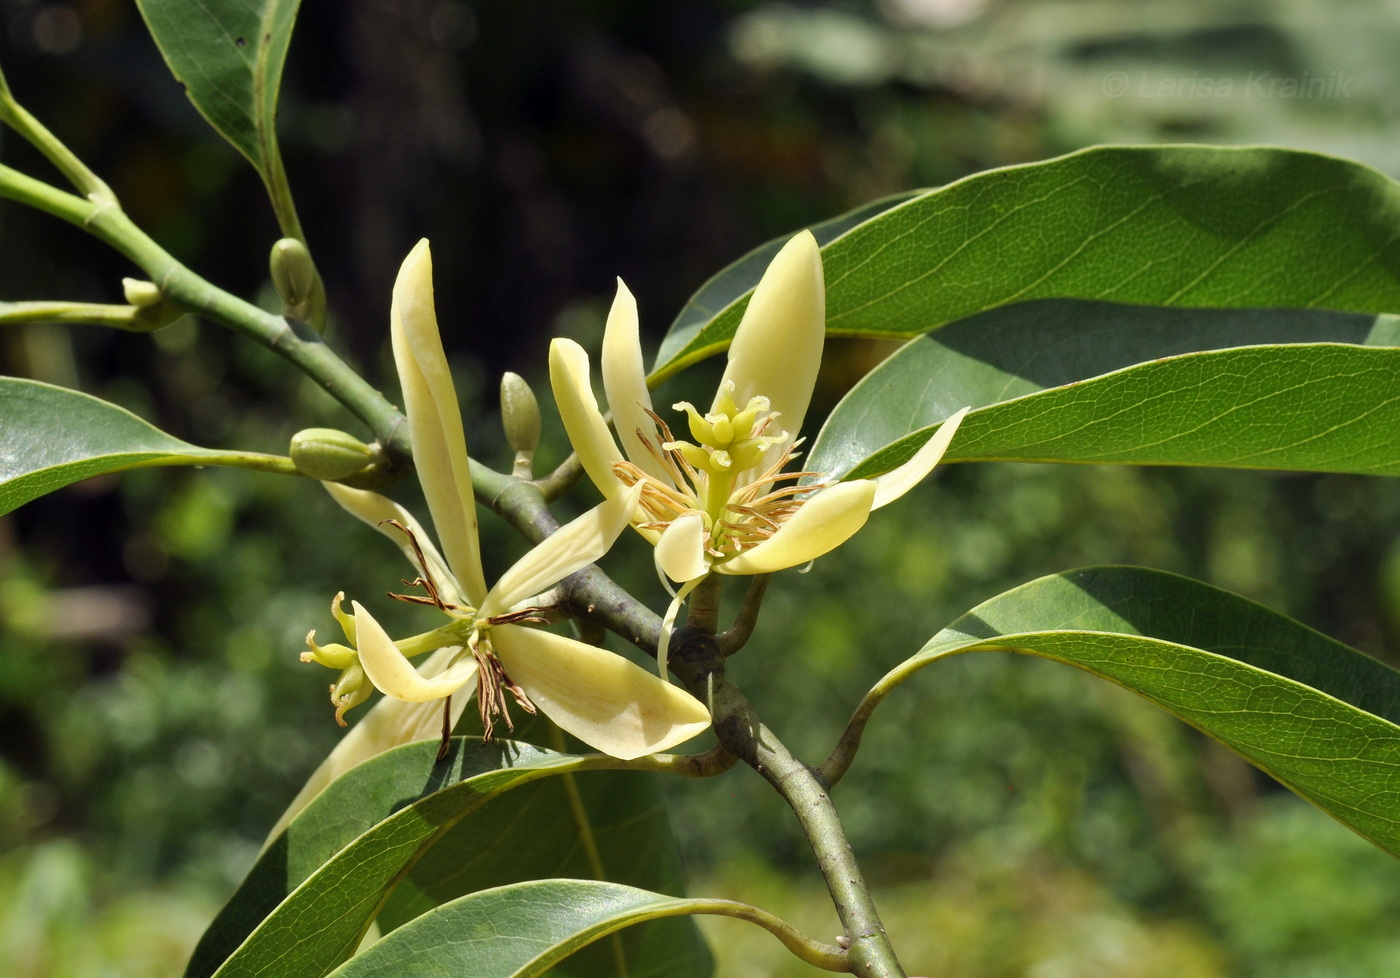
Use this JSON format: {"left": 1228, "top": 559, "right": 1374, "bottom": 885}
{"left": 5, "top": 0, "right": 1400, "bottom": 975}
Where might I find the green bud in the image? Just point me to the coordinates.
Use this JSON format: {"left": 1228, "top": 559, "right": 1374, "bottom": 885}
{"left": 501, "top": 372, "right": 541, "bottom": 477}
{"left": 290, "top": 427, "right": 375, "bottom": 481}
{"left": 270, "top": 238, "right": 326, "bottom": 331}
{"left": 122, "top": 278, "right": 162, "bottom": 308}
{"left": 121, "top": 278, "right": 184, "bottom": 331}
{"left": 270, "top": 238, "right": 316, "bottom": 308}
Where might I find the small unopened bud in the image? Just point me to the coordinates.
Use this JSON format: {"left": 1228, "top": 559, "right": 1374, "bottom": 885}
{"left": 122, "top": 278, "right": 162, "bottom": 308}
{"left": 270, "top": 238, "right": 326, "bottom": 331}
{"left": 501, "top": 372, "right": 541, "bottom": 477}
{"left": 120, "top": 278, "right": 184, "bottom": 331}
{"left": 270, "top": 238, "right": 315, "bottom": 307}
{"left": 290, "top": 428, "right": 375, "bottom": 481}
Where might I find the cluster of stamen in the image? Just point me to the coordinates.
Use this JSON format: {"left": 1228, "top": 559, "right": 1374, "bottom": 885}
{"left": 613, "top": 387, "right": 824, "bottom": 565}
{"left": 302, "top": 520, "right": 538, "bottom": 752}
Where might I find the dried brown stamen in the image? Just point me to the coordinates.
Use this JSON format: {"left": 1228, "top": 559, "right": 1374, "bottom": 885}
{"left": 472, "top": 642, "right": 537, "bottom": 742}
{"left": 380, "top": 519, "right": 456, "bottom": 611}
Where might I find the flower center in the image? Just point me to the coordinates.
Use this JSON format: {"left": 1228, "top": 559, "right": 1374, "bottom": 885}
{"left": 612, "top": 386, "right": 821, "bottom": 565}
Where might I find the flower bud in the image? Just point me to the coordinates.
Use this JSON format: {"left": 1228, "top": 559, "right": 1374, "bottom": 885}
{"left": 270, "top": 238, "right": 327, "bottom": 331}
{"left": 270, "top": 238, "right": 316, "bottom": 307}
{"left": 121, "top": 278, "right": 184, "bottom": 331}
{"left": 501, "top": 371, "right": 541, "bottom": 477}
{"left": 122, "top": 278, "right": 162, "bottom": 308}
{"left": 290, "top": 428, "right": 375, "bottom": 481}
{"left": 501, "top": 372, "right": 541, "bottom": 455}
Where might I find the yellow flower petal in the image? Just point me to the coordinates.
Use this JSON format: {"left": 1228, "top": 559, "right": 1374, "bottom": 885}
{"left": 480, "top": 484, "right": 643, "bottom": 619}
{"left": 263, "top": 645, "right": 470, "bottom": 848}
{"left": 602, "top": 280, "right": 673, "bottom": 487}
{"left": 717, "top": 230, "right": 824, "bottom": 475}
{"left": 655, "top": 512, "right": 710, "bottom": 583}
{"left": 871, "top": 406, "right": 969, "bottom": 510}
{"left": 719, "top": 479, "right": 876, "bottom": 575}
{"left": 354, "top": 601, "right": 476, "bottom": 702}
{"left": 550, "top": 337, "right": 628, "bottom": 499}
{"left": 322, "top": 483, "right": 465, "bottom": 608}
{"left": 493, "top": 624, "right": 710, "bottom": 759}
{"left": 391, "top": 240, "right": 487, "bottom": 605}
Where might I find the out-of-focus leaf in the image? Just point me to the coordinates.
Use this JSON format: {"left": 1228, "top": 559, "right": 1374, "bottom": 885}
{"left": 0, "top": 378, "right": 292, "bottom": 515}
{"left": 656, "top": 191, "right": 922, "bottom": 373}
{"left": 655, "top": 145, "right": 1400, "bottom": 378}
{"left": 873, "top": 567, "right": 1400, "bottom": 857}
{"left": 134, "top": 0, "right": 300, "bottom": 179}
{"left": 378, "top": 764, "right": 710, "bottom": 977}
{"left": 807, "top": 301, "right": 1400, "bottom": 479}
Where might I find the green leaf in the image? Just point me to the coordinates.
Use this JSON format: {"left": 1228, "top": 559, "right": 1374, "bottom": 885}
{"left": 807, "top": 301, "right": 1400, "bottom": 479}
{"left": 189, "top": 740, "right": 661, "bottom": 978}
{"left": 135, "top": 0, "right": 300, "bottom": 180}
{"left": 655, "top": 145, "right": 1400, "bottom": 379}
{"left": 187, "top": 739, "right": 580, "bottom": 978}
{"left": 876, "top": 567, "right": 1400, "bottom": 857}
{"left": 377, "top": 766, "right": 711, "bottom": 977}
{"left": 331, "top": 882, "right": 706, "bottom": 978}
{"left": 0, "top": 378, "right": 293, "bottom": 515}
{"left": 656, "top": 190, "right": 922, "bottom": 371}
{"left": 330, "top": 880, "right": 840, "bottom": 978}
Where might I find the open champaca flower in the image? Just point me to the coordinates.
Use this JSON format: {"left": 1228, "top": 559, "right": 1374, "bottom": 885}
{"left": 300, "top": 240, "right": 710, "bottom": 761}
{"left": 550, "top": 230, "right": 969, "bottom": 600}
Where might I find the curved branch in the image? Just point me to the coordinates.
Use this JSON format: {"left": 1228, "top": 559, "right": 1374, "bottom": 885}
{"left": 0, "top": 164, "right": 409, "bottom": 461}
{"left": 670, "top": 630, "right": 908, "bottom": 978}
{"left": 686, "top": 899, "right": 849, "bottom": 972}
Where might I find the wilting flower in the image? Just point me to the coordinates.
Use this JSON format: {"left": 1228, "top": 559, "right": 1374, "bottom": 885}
{"left": 550, "top": 230, "right": 968, "bottom": 594}
{"left": 302, "top": 240, "right": 710, "bottom": 760}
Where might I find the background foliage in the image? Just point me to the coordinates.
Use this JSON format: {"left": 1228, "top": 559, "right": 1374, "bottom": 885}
{"left": 5, "top": 1, "right": 1400, "bottom": 975}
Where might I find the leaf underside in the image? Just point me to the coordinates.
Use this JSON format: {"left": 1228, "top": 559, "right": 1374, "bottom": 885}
{"left": 808, "top": 300, "right": 1400, "bottom": 480}
{"left": 899, "top": 566, "right": 1400, "bottom": 858}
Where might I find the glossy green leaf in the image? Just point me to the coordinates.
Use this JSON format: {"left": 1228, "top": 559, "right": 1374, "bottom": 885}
{"left": 185, "top": 739, "right": 569, "bottom": 978}
{"left": 194, "top": 740, "right": 678, "bottom": 978}
{"left": 655, "top": 145, "right": 1400, "bottom": 379}
{"left": 656, "top": 190, "right": 922, "bottom": 372}
{"left": 807, "top": 301, "right": 1400, "bottom": 480}
{"left": 331, "top": 880, "right": 841, "bottom": 978}
{"left": 1, "top": 378, "right": 294, "bottom": 515}
{"left": 135, "top": 0, "right": 300, "bottom": 177}
{"left": 873, "top": 567, "right": 1400, "bottom": 857}
{"left": 378, "top": 764, "right": 711, "bottom": 977}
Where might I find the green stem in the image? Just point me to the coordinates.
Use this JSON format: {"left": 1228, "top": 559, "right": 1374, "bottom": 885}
{"left": 128, "top": 451, "right": 299, "bottom": 478}
{"left": 0, "top": 67, "right": 115, "bottom": 205}
{"left": 262, "top": 141, "right": 305, "bottom": 244}
{"left": 0, "top": 164, "right": 407, "bottom": 460}
{"left": 687, "top": 574, "right": 722, "bottom": 633}
{"left": 817, "top": 658, "right": 924, "bottom": 790}
{"left": 534, "top": 451, "right": 583, "bottom": 502}
{"left": 476, "top": 469, "right": 899, "bottom": 973}
{"left": 670, "top": 631, "right": 906, "bottom": 978}
{"left": 0, "top": 300, "right": 151, "bottom": 331}
{"left": 717, "top": 574, "right": 770, "bottom": 656}
{"left": 684, "top": 900, "right": 849, "bottom": 972}
{"left": 260, "top": 147, "right": 327, "bottom": 330}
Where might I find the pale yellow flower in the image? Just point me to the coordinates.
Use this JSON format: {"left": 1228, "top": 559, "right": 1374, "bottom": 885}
{"left": 550, "top": 230, "right": 968, "bottom": 590}
{"left": 303, "top": 240, "right": 710, "bottom": 761}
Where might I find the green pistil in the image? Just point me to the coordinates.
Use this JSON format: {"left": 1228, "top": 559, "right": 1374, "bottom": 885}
{"left": 394, "top": 617, "right": 477, "bottom": 657}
